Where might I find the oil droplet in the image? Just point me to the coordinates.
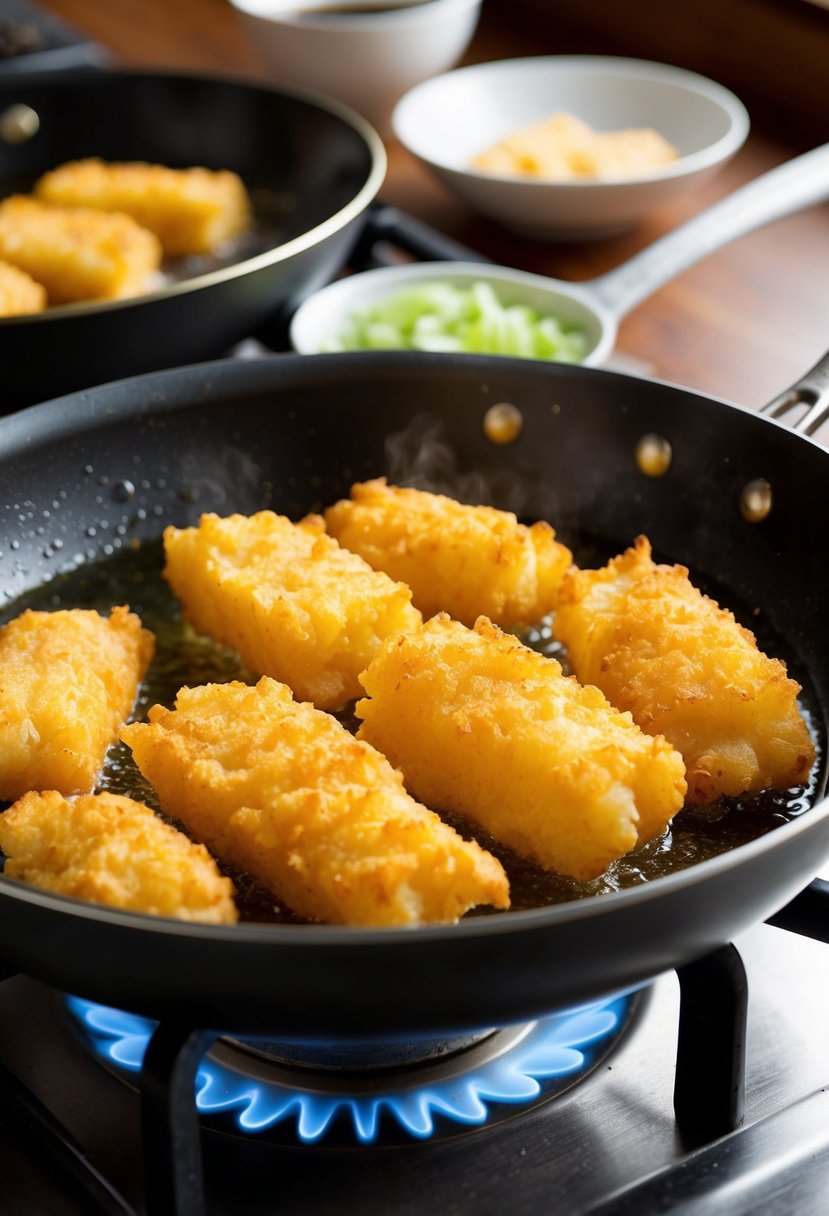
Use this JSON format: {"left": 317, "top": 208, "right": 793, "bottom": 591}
{"left": 484, "top": 402, "right": 523, "bottom": 445}
{"left": 0, "top": 104, "right": 39, "bottom": 145}
{"left": 635, "top": 433, "right": 672, "bottom": 478}
{"left": 741, "top": 478, "right": 772, "bottom": 523}
{"left": 113, "top": 480, "right": 135, "bottom": 503}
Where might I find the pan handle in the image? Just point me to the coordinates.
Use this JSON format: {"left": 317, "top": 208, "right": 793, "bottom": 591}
{"left": 761, "top": 348, "right": 829, "bottom": 435}
{"left": 349, "top": 203, "right": 492, "bottom": 271}
{"left": 581, "top": 143, "right": 829, "bottom": 323}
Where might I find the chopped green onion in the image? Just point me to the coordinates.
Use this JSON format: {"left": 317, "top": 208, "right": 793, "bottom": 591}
{"left": 319, "top": 280, "right": 589, "bottom": 363}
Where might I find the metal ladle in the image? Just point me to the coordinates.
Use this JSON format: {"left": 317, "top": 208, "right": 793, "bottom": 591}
{"left": 290, "top": 142, "right": 829, "bottom": 366}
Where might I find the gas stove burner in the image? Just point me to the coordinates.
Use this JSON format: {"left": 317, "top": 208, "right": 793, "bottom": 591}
{"left": 67, "top": 992, "right": 639, "bottom": 1145}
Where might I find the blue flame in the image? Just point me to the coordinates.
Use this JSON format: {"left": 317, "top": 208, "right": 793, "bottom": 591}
{"left": 67, "top": 994, "right": 629, "bottom": 1143}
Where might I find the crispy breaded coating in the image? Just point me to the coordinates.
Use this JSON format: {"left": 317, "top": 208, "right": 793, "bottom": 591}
{"left": 0, "top": 790, "right": 237, "bottom": 923}
{"left": 0, "top": 195, "right": 161, "bottom": 304}
{"left": 36, "top": 159, "right": 251, "bottom": 257}
{"left": 356, "top": 614, "right": 687, "bottom": 881}
{"left": 0, "top": 606, "right": 154, "bottom": 801}
{"left": 553, "top": 537, "right": 816, "bottom": 804}
{"left": 163, "top": 511, "right": 422, "bottom": 710}
{"left": 0, "top": 257, "right": 46, "bottom": 316}
{"left": 121, "top": 677, "right": 509, "bottom": 926}
{"left": 324, "top": 479, "right": 572, "bottom": 628}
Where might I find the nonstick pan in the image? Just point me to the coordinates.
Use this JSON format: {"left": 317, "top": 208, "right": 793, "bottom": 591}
{"left": 0, "top": 350, "right": 826, "bottom": 1040}
{"left": 0, "top": 68, "right": 385, "bottom": 410}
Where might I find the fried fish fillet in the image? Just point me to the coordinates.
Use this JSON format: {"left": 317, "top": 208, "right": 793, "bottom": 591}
{"left": 0, "top": 195, "right": 162, "bottom": 304}
{"left": 553, "top": 537, "right": 815, "bottom": 804}
{"left": 163, "top": 510, "right": 422, "bottom": 710}
{"left": 0, "top": 257, "right": 46, "bottom": 316}
{"left": 36, "top": 158, "right": 251, "bottom": 257}
{"left": 121, "top": 677, "right": 509, "bottom": 926}
{"left": 324, "top": 478, "right": 572, "bottom": 628}
{"left": 0, "top": 790, "right": 237, "bottom": 924}
{"left": 356, "top": 614, "right": 687, "bottom": 881}
{"left": 0, "top": 605, "right": 155, "bottom": 801}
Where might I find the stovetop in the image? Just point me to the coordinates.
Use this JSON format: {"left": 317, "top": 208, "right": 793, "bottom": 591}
{"left": 1, "top": 905, "right": 829, "bottom": 1216}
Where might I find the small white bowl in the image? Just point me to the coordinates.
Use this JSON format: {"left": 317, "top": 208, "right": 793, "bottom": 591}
{"left": 289, "top": 261, "right": 615, "bottom": 366}
{"left": 392, "top": 56, "right": 750, "bottom": 239}
{"left": 228, "top": 0, "right": 482, "bottom": 139}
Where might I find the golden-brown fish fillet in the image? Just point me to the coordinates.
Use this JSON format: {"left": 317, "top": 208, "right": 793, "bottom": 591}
{"left": 356, "top": 614, "right": 687, "bottom": 881}
{"left": 553, "top": 536, "right": 815, "bottom": 804}
{"left": 324, "top": 478, "right": 572, "bottom": 627}
{"left": 0, "top": 605, "right": 155, "bottom": 801}
{"left": 0, "top": 790, "right": 237, "bottom": 923}
{"left": 163, "top": 510, "right": 422, "bottom": 710}
{"left": 36, "top": 159, "right": 250, "bottom": 257}
{"left": 0, "top": 195, "right": 161, "bottom": 304}
{"left": 121, "top": 677, "right": 509, "bottom": 926}
{"left": 0, "top": 257, "right": 46, "bottom": 316}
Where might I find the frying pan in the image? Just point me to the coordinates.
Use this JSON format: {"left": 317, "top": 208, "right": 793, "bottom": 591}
{"left": 0, "top": 348, "right": 826, "bottom": 1040}
{"left": 0, "top": 67, "right": 385, "bottom": 409}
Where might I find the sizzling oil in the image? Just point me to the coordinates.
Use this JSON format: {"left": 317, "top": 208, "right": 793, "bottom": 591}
{"left": 5, "top": 539, "right": 824, "bottom": 924}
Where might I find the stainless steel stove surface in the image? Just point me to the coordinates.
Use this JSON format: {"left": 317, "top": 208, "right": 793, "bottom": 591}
{"left": 1, "top": 906, "right": 829, "bottom": 1216}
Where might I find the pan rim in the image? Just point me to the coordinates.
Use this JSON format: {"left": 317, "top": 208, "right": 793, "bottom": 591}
{"left": 0, "top": 65, "right": 387, "bottom": 325}
{"left": 0, "top": 348, "right": 824, "bottom": 455}
{"left": 1, "top": 785, "right": 827, "bottom": 944}
{"left": 0, "top": 349, "right": 825, "bottom": 949}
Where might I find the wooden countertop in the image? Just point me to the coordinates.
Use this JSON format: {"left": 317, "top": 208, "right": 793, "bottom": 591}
{"left": 34, "top": 0, "right": 829, "bottom": 418}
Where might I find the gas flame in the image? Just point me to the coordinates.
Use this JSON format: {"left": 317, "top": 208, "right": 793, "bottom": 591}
{"left": 67, "top": 994, "right": 630, "bottom": 1143}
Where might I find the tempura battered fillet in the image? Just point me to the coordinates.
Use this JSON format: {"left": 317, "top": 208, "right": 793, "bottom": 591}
{"left": 121, "top": 677, "right": 509, "bottom": 926}
{"left": 553, "top": 537, "right": 815, "bottom": 804}
{"left": 0, "top": 195, "right": 162, "bottom": 304}
{"left": 0, "top": 790, "right": 237, "bottom": 924}
{"left": 0, "top": 606, "right": 154, "bottom": 801}
{"left": 356, "top": 615, "right": 687, "bottom": 881}
{"left": 163, "top": 511, "right": 422, "bottom": 710}
{"left": 36, "top": 159, "right": 251, "bottom": 257}
{"left": 324, "top": 479, "right": 572, "bottom": 627}
{"left": 0, "top": 257, "right": 46, "bottom": 316}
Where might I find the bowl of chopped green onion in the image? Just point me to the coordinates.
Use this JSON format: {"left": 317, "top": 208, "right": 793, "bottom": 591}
{"left": 289, "top": 261, "right": 613, "bottom": 366}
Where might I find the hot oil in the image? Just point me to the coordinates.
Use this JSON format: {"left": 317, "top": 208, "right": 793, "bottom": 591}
{"left": 6, "top": 538, "right": 824, "bottom": 925}
{"left": 154, "top": 191, "right": 293, "bottom": 289}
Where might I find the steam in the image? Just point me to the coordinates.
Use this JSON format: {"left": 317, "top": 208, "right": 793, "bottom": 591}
{"left": 383, "top": 411, "right": 571, "bottom": 528}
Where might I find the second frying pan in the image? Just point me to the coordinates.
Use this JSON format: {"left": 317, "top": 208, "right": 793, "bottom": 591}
{"left": 0, "top": 68, "right": 385, "bottom": 409}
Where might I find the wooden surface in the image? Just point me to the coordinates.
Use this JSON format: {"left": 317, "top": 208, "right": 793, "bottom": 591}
{"left": 37, "top": 0, "right": 829, "bottom": 416}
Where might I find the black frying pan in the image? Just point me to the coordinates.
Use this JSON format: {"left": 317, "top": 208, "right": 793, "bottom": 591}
{"left": 0, "top": 68, "right": 385, "bottom": 409}
{"left": 0, "top": 350, "right": 826, "bottom": 1039}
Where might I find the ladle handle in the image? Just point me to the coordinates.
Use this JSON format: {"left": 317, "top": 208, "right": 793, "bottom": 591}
{"left": 584, "top": 143, "right": 829, "bottom": 322}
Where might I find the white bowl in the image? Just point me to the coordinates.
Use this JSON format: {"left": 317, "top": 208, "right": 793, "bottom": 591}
{"left": 392, "top": 56, "right": 750, "bottom": 239}
{"left": 228, "top": 0, "right": 482, "bottom": 139}
{"left": 289, "top": 261, "right": 615, "bottom": 366}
